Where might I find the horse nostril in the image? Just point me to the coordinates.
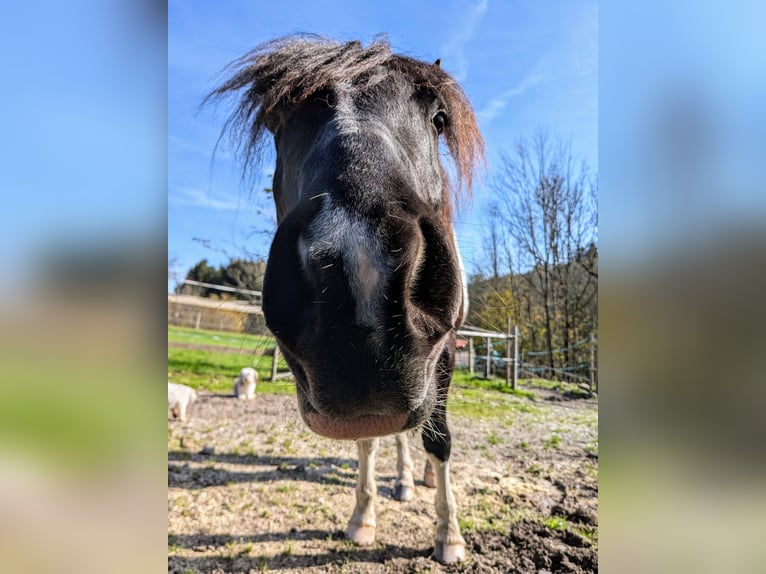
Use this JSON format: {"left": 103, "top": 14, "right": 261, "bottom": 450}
{"left": 262, "top": 203, "right": 322, "bottom": 348}
{"left": 407, "top": 218, "right": 461, "bottom": 338}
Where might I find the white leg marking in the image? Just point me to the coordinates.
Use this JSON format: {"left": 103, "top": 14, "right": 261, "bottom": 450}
{"left": 423, "top": 457, "right": 436, "bottom": 488}
{"left": 428, "top": 453, "right": 466, "bottom": 564}
{"left": 393, "top": 433, "right": 415, "bottom": 502}
{"left": 346, "top": 438, "right": 378, "bottom": 545}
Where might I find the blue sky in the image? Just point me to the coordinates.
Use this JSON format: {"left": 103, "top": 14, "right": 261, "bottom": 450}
{"left": 168, "top": 0, "right": 598, "bottom": 289}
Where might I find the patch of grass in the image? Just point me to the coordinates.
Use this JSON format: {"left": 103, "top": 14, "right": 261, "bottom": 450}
{"left": 580, "top": 461, "right": 598, "bottom": 479}
{"left": 571, "top": 524, "right": 598, "bottom": 547}
{"left": 449, "top": 387, "right": 542, "bottom": 420}
{"left": 459, "top": 495, "right": 522, "bottom": 534}
{"left": 521, "top": 377, "right": 561, "bottom": 389}
{"left": 168, "top": 325, "right": 275, "bottom": 350}
{"left": 168, "top": 346, "right": 295, "bottom": 393}
{"left": 543, "top": 433, "right": 562, "bottom": 450}
{"left": 522, "top": 377, "right": 592, "bottom": 398}
{"left": 224, "top": 540, "right": 238, "bottom": 556}
{"left": 275, "top": 484, "right": 299, "bottom": 494}
{"left": 486, "top": 431, "right": 502, "bottom": 446}
{"left": 168, "top": 325, "right": 295, "bottom": 393}
{"left": 282, "top": 438, "right": 296, "bottom": 454}
{"left": 317, "top": 505, "right": 336, "bottom": 521}
{"left": 517, "top": 403, "right": 539, "bottom": 413}
{"left": 448, "top": 388, "right": 508, "bottom": 419}
{"left": 241, "top": 542, "right": 254, "bottom": 555}
{"left": 543, "top": 516, "right": 569, "bottom": 531}
{"left": 452, "top": 371, "right": 536, "bottom": 400}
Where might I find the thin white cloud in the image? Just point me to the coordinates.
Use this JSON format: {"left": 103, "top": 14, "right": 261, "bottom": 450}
{"left": 169, "top": 187, "right": 240, "bottom": 211}
{"left": 477, "top": 73, "right": 545, "bottom": 123}
{"left": 567, "top": 3, "right": 597, "bottom": 79}
{"left": 441, "top": 0, "right": 489, "bottom": 82}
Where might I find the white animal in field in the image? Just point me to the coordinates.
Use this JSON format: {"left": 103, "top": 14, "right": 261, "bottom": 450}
{"left": 233, "top": 367, "right": 257, "bottom": 400}
{"left": 168, "top": 382, "right": 198, "bottom": 421}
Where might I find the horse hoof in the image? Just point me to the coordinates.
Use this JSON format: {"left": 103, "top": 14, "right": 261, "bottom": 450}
{"left": 423, "top": 470, "right": 436, "bottom": 488}
{"left": 393, "top": 483, "right": 415, "bottom": 501}
{"left": 346, "top": 524, "right": 376, "bottom": 545}
{"left": 433, "top": 542, "right": 466, "bottom": 564}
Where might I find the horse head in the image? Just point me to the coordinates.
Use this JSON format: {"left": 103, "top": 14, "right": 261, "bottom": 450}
{"left": 208, "top": 36, "right": 483, "bottom": 440}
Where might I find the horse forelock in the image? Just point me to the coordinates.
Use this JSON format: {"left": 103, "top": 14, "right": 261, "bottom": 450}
{"left": 206, "top": 34, "right": 485, "bottom": 206}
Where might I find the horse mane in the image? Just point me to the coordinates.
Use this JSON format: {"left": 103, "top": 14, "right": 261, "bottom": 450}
{"left": 205, "top": 34, "right": 485, "bottom": 202}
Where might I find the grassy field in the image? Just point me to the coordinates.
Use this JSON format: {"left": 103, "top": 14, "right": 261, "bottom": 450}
{"left": 168, "top": 326, "right": 293, "bottom": 394}
{"left": 168, "top": 326, "right": 589, "bottom": 415}
{"left": 168, "top": 325, "right": 275, "bottom": 350}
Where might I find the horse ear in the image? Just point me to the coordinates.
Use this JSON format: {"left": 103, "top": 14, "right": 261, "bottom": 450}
{"left": 433, "top": 58, "right": 441, "bottom": 68}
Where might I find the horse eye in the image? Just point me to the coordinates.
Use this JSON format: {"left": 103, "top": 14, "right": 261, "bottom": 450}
{"left": 432, "top": 111, "right": 448, "bottom": 135}
{"left": 315, "top": 89, "right": 337, "bottom": 108}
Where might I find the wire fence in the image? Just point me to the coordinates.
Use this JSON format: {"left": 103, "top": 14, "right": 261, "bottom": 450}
{"left": 168, "top": 286, "right": 598, "bottom": 392}
{"left": 456, "top": 328, "right": 598, "bottom": 393}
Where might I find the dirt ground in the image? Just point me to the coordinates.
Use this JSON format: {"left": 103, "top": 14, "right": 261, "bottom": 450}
{"left": 168, "top": 386, "right": 598, "bottom": 573}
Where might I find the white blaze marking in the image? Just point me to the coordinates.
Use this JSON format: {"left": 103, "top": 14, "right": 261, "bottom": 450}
{"left": 354, "top": 246, "right": 380, "bottom": 312}
{"left": 306, "top": 203, "right": 387, "bottom": 328}
{"left": 334, "top": 84, "right": 361, "bottom": 136}
{"left": 297, "top": 235, "right": 310, "bottom": 276}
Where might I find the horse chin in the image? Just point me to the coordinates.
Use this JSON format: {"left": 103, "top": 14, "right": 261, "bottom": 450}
{"left": 305, "top": 412, "right": 409, "bottom": 440}
{"left": 295, "top": 380, "right": 437, "bottom": 440}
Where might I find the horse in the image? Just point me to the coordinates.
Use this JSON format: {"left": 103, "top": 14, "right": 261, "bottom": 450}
{"left": 206, "top": 35, "right": 484, "bottom": 564}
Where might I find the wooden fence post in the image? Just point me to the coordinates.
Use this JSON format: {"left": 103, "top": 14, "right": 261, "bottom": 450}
{"left": 512, "top": 325, "right": 519, "bottom": 390}
{"left": 589, "top": 332, "right": 597, "bottom": 393}
{"left": 468, "top": 338, "right": 475, "bottom": 375}
{"left": 484, "top": 337, "right": 491, "bottom": 379}
{"left": 505, "top": 317, "right": 511, "bottom": 387}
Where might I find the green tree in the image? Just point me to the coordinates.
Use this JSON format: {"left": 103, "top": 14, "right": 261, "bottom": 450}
{"left": 178, "top": 258, "right": 266, "bottom": 299}
{"left": 220, "top": 258, "right": 266, "bottom": 296}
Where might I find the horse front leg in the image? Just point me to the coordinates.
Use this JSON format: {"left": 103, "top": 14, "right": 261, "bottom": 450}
{"left": 393, "top": 432, "right": 415, "bottom": 501}
{"left": 346, "top": 437, "right": 378, "bottom": 545}
{"left": 421, "top": 342, "right": 465, "bottom": 564}
{"left": 423, "top": 410, "right": 465, "bottom": 564}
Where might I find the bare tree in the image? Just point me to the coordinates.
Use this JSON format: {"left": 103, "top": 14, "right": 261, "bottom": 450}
{"left": 491, "top": 130, "right": 597, "bottom": 377}
{"left": 481, "top": 203, "right": 503, "bottom": 284}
